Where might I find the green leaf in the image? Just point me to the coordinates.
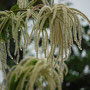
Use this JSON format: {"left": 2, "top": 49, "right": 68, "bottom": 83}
{"left": 10, "top": 5, "right": 19, "bottom": 11}
{"left": 9, "top": 74, "right": 17, "bottom": 90}
{"left": 26, "top": 59, "right": 37, "bottom": 67}
{"left": 9, "top": 73, "right": 25, "bottom": 90}
{"left": 65, "top": 74, "right": 79, "bottom": 82}
{"left": 0, "top": 19, "right": 9, "bottom": 41}
{"left": 1, "top": 23, "right": 12, "bottom": 41}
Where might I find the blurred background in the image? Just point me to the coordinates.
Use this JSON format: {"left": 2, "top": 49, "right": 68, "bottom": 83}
{"left": 0, "top": 0, "right": 90, "bottom": 90}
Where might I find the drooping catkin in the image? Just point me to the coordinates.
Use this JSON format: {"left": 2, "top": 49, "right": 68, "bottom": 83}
{"left": 34, "top": 28, "right": 39, "bottom": 58}
{"left": 17, "top": 0, "right": 28, "bottom": 8}
{"left": 7, "top": 57, "right": 62, "bottom": 90}
{"left": 0, "top": 0, "right": 90, "bottom": 90}
{"left": 7, "top": 40, "right": 13, "bottom": 59}
{"left": 44, "top": 29, "right": 48, "bottom": 57}
{"left": 32, "top": 4, "right": 89, "bottom": 88}
{"left": 0, "top": 40, "right": 7, "bottom": 70}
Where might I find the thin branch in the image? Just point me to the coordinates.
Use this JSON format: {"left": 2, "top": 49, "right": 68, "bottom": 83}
{"left": 2, "top": 4, "right": 44, "bottom": 13}
{"left": 51, "top": 0, "right": 54, "bottom": 7}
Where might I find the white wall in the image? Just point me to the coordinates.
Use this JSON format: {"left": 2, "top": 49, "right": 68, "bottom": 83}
{"left": 55, "top": 0, "right": 90, "bottom": 25}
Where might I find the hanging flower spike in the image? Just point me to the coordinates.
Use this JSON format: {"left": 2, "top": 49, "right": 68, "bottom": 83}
{"left": 17, "top": 0, "right": 28, "bottom": 9}
{"left": 0, "top": 0, "right": 89, "bottom": 90}
{"left": 0, "top": 39, "right": 7, "bottom": 73}
{"left": 7, "top": 57, "right": 63, "bottom": 90}
{"left": 0, "top": 1, "right": 43, "bottom": 65}
{"left": 50, "top": 4, "right": 90, "bottom": 61}
{"left": 34, "top": 0, "right": 90, "bottom": 67}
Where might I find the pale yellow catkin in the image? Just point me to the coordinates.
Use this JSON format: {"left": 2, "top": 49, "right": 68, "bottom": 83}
{"left": 7, "top": 57, "right": 62, "bottom": 90}
{"left": 0, "top": 0, "right": 90, "bottom": 90}
{"left": 34, "top": 2, "right": 89, "bottom": 64}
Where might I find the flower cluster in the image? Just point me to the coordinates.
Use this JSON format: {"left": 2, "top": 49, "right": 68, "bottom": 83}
{"left": 0, "top": 0, "right": 89, "bottom": 90}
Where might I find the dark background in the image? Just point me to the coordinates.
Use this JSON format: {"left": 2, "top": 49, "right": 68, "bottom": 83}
{"left": 0, "top": 0, "right": 90, "bottom": 90}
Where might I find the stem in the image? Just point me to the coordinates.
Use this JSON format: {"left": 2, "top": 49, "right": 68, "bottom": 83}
{"left": 51, "top": 0, "right": 54, "bottom": 7}
{"left": 4, "top": 4, "right": 43, "bottom": 13}
{"left": 45, "top": 0, "right": 50, "bottom": 6}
